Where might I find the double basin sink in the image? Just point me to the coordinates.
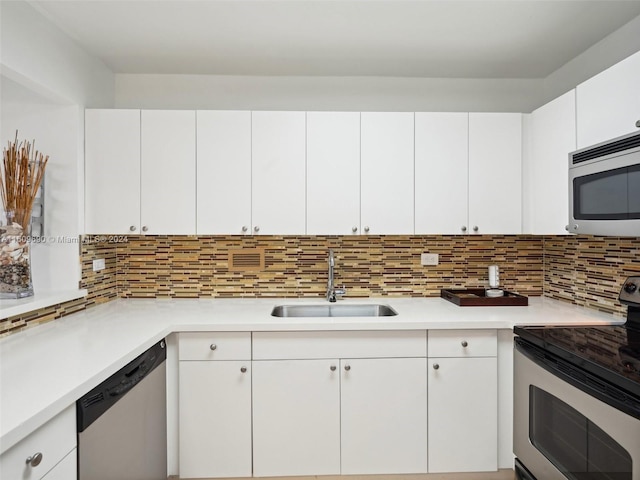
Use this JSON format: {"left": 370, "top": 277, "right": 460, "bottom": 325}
{"left": 271, "top": 304, "right": 397, "bottom": 318}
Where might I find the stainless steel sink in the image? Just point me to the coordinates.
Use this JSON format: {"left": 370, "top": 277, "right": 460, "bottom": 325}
{"left": 271, "top": 304, "right": 398, "bottom": 318}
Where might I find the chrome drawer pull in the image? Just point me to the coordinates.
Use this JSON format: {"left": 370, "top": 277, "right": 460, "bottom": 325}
{"left": 26, "top": 452, "right": 43, "bottom": 467}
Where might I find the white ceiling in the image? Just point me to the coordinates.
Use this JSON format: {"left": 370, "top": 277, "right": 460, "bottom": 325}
{"left": 29, "top": 0, "right": 640, "bottom": 78}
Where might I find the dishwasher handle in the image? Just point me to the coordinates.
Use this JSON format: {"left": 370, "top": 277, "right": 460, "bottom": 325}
{"left": 77, "top": 339, "right": 166, "bottom": 432}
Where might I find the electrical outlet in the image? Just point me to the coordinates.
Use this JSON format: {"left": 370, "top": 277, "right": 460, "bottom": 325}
{"left": 421, "top": 253, "right": 439, "bottom": 266}
{"left": 93, "top": 258, "right": 106, "bottom": 272}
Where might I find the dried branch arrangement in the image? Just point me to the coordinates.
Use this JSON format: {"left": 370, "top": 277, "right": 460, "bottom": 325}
{"left": 0, "top": 132, "right": 49, "bottom": 297}
{"left": 1, "top": 131, "right": 48, "bottom": 228}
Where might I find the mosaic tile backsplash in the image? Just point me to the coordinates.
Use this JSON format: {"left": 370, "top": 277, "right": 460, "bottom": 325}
{"left": 543, "top": 235, "right": 640, "bottom": 317}
{"left": 117, "top": 235, "right": 543, "bottom": 299}
{"left": 1, "top": 234, "right": 638, "bottom": 336}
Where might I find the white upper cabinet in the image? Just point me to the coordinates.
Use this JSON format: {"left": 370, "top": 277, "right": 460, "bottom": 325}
{"left": 468, "top": 113, "right": 522, "bottom": 234}
{"left": 196, "top": 111, "right": 252, "bottom": 235}
{"left": 523, "top": 90, "right": 576, "bottom": 235}
{"left": 85, "top": 109, "right": 141, "bottom": 234}
{"left": 251, "top": 111, "right": 306, "bottom": 235}
{"left": 306, "top": 112, "right": 361, "bottom": 235}
{"left": 576, "top": 50, "right": 640, "bottom": 149}
{"left": 415, "top": 113, "right": 469, "bottom": 234}
{"left": 361, "top": 112, "right": 415, "bottom": 234}
{"left": 141, "top": 110, "right": 196, "bottom": 235}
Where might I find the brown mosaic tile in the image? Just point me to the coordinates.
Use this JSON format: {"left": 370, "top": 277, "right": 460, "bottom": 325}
{"left": 544, "top": 235, "right": 640, "bottom": 317}
{"left": 0, "top": 238, "right": 118, "bottom": 337}
{"left": 116, "top": 235, "right": 543, "bottom": 299}
{"left": 6, "top": 233, "right": 639, "bottom": 338}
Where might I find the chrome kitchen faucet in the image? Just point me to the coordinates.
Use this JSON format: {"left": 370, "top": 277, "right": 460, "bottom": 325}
{"left": 326, "top": 249, "right": 346, "bottom": 302}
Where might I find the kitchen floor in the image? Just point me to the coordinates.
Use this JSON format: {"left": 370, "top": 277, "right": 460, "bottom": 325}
{"left": 172, "top": 471, "right": 515, "bottom": 480}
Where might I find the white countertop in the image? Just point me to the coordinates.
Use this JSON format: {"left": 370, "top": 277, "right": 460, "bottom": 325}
{"left": 0, "top": 296, "right": 624, "bottom": 454}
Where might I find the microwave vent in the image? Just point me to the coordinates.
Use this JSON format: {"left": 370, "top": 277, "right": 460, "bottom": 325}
{"left": 572, "top": 132, "right": 640, "bottom": 165}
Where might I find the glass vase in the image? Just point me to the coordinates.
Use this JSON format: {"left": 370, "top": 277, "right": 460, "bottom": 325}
{"left": 0, "top": 210, "right": 34, "bottom": 299}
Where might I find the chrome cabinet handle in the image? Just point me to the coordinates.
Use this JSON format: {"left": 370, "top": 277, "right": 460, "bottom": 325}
{"left": 242, "top": 226, "right": 248, "bottom": 232}
{"left": 209, "top": 344, "right": 217, "bottom": 351}
{"left": 352, "top": 226, "right": 358, "bottom": 233}
{"left": 142, "top": 226, "right": 148, "bottom": 232}
{"left": 364, "top": 226, "right": 370, "bottom": 233}
{"left": 636, "top": 119, "right": 640, "bottom": 128}
{"left": 461, "top": 340, "right": 468, "bottom": 347}
{"left": 254, "top": 226, "right": 260, "bottom": 233}
{"left": 473, "top": 226, "right": 479, "bottom": 232}
{"left": 433, "top": 363, "right": 440, "bottom": 370}
{"left": 26, "top": 452, "right": 43, "bottom": 467}
{"left": 330, "top": 365, "right": 337, "bottom": 371}
{"left": 129, "top": 225, "right": 136, "bottom": 232}
{"left": 461, "top": 226, "right": 467, "bottom": 232}
{"left": 240, "top": 366, "right": 247, "bottom": 373}
{"left": 344, "top": 364, "right": 351, "bottom": 371}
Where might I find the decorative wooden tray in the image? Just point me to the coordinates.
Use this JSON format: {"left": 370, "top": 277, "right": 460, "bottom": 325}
{"left": 440, "top": 288, "right": 528, "bottom": 306}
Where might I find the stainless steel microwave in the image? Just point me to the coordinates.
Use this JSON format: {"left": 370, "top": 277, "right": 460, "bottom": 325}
{"left": 568, "top": 130, "right": 640, "bottom": 236}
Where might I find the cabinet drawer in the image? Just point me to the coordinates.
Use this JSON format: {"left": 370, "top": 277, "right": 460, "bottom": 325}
{"left": 0, "top": 405, "right": 76, "bottom": 480}
{"left": 428, "top": 330, "right": 497, "bottom": 358}
{"left": 253, "top": 331, "right": 427, "bottom": 359}
{"left": 179, "top": 332, "right": 251, "bottom": 360}
{"left": 41, "top": 449, "right": 76, "bottom": 480}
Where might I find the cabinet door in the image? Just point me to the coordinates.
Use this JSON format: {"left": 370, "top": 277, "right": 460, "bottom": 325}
{"left": 415, "top": 113, "right": 469, "bottom": 234}
{"left": 196, "top": 111, "right": 251, "bottom": 234}
{"left": 428, "top": 356, "right": 497, "bottom": 473}
{"left": 85, "top": 109, "right": 140, "bottom": 234}
{"left": 141, "top": 110, "right": 196, "bottom": 234}
{"left": 251, "top": 111, "right": 306, "bottom": 234}
{"left": 523, "top": 91, "right": 576, "bottom": 234}
{"left": 252, "top": 360, "right": 340, "bottom": 477}
{"left": 576, "top": 50, "right": 640, "bottom": 149}
{"left": 307, "top": 112, "right": 361, "bottom": 235}
{"left": 41, "top": 449, "right": 76, "bottom": 480}
{"left": 468, "top": 113, "right": 522, "bottom": 234}
{"left": 179, "top": 361, "right": 252, "bottom": 478}
{"left": 340, "top": 358, "right": 428, "bottom": 474}
{"left": 361, "top": 112, "right": 414, "bottom": 234}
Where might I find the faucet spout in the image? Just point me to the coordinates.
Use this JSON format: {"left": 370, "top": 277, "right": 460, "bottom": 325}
{"left": 326, "top": 249, "right": 345, "bottom": 302}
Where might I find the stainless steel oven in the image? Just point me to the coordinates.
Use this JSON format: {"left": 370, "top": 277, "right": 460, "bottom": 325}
{"left": 514, "top": 277, "right": 640, "bottom": 480}
{"left": 568, "top": 130, "right": 640, "bottom": 236}
{"left": 514, "top": 342, "right": 640, "bottom": 479}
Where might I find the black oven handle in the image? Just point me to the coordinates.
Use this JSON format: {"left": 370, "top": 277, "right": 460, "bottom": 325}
{"left": 515, "top": 337, "right": 640, "bottom": 420}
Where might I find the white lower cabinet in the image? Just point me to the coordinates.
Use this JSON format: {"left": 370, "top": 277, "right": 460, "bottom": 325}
{"left": 251, "top": 331, "right": 428, "bottom": 477}
{"left": 178, "top": 333, "right": 252, "bottom": 479}
{"left": 41, "top": 449, "right": 76, "bottom": 480}
{"left": 0, "top": 405, "right": 76, "bottom": 480}
{"left": 252, "top": 359, "right": 341, "bottom": 477}
{"left": 427, "top": 330, "right": 498, "bottom": 473}
{"left": 177, "top": 329, "right": 500, "bottom": 478}
{"left": 340, "top": 358, "right": 428, "bottom": 474}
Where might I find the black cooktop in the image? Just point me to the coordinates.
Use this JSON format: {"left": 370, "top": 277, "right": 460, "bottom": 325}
{"left": 514, "top": 321, "right": 640, "bottom": 398}
{"left": 515, "top": 275, "right": 640, "bottom": 399}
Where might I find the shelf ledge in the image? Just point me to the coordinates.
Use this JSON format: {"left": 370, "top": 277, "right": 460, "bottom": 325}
{"left": 0, "top": 289, "right": 88, "bottom": 319}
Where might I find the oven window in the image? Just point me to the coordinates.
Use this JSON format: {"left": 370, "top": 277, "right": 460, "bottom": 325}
{"left": 573, "top": 164, "right": 640, "bottom": 220}
{"left": 529, "top": 386, "right": 632, "bottom": 480}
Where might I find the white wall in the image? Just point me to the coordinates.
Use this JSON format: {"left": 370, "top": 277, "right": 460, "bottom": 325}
{"left": 114, "top": 13, "right": 640, "bottom": 113}
{"left": 543, "top": 14, "right": 640, "bottom": 106}
{"left": 115, "top": 74, "right": 543, "bottom": 112}
{"left": 0, "top": 0, "right": 115, "bottom": 294}
{"left": 1, "top": 78, "right": 81, "bottom": 292}
{"left": 0, "top": 0, "right": 114, "bottom": 107}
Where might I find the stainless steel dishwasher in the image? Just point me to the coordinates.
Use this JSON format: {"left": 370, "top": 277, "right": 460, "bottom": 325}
{"left": 77, "top": 339, "right": 167, "bottom": 480}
